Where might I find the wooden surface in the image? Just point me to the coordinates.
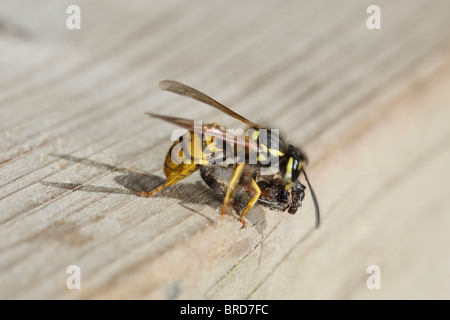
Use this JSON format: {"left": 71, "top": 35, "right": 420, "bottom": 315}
{"left": 1, "top": 0, "right": 450, "bottom": 299}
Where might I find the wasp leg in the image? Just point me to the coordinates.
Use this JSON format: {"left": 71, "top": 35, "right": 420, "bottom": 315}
{"left": 141, "top": 163, "right": 198, "bottom": 197}
{"left": 221, "top": 163, "right": 245, "bottom": 215}
{"left": 239, "top": 178, "right": 261, "bottom": 228}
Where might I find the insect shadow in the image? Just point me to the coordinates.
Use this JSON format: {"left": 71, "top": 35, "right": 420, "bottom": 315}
{"left": 43, "top": 154, "right": 268, "bottom": 230}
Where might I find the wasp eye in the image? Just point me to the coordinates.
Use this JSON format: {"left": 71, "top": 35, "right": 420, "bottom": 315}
{"left": 292, "top": 160, "right": 301, "bottom": 182}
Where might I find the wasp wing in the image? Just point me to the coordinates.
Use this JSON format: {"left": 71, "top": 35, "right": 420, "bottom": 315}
{"left": 159, "top": 80, "right": 260, "bottom": 129}
{"left": 145, "top": 112, "right": 259, "bottom": 152}
{"left": 145, "top": 113, "right": 195, "bottom": 130}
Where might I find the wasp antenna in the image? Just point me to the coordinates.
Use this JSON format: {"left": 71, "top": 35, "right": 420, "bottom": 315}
{"left": 302, "top": 169, "right": 320, "bottom": 229}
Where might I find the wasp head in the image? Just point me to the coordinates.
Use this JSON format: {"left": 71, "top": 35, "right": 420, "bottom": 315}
{"left": 280, "top": 145, "right": 308, "bottom": 190}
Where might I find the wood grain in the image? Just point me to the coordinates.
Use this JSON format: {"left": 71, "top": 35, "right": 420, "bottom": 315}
{"left": 1, "top": 0, "right": 449, "bottom": 299}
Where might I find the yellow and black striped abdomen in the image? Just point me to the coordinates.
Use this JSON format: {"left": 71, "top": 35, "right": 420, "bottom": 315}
{"left": 163, "top": 131, "right": 221, "bottom": 182}
{"left": 163, "top": 143, "right": 195, "bottom": 180}
{"left": 163, "top": 133, "right": 198, "bottom": 181}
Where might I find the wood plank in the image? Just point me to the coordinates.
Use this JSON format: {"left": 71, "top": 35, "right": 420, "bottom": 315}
{"left": 0, "top": 0, "right": 449, "bottom": 299}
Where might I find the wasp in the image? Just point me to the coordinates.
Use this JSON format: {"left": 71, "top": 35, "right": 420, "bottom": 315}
{"left": 142, "top": 80, "right": 320, "bottom": 229}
